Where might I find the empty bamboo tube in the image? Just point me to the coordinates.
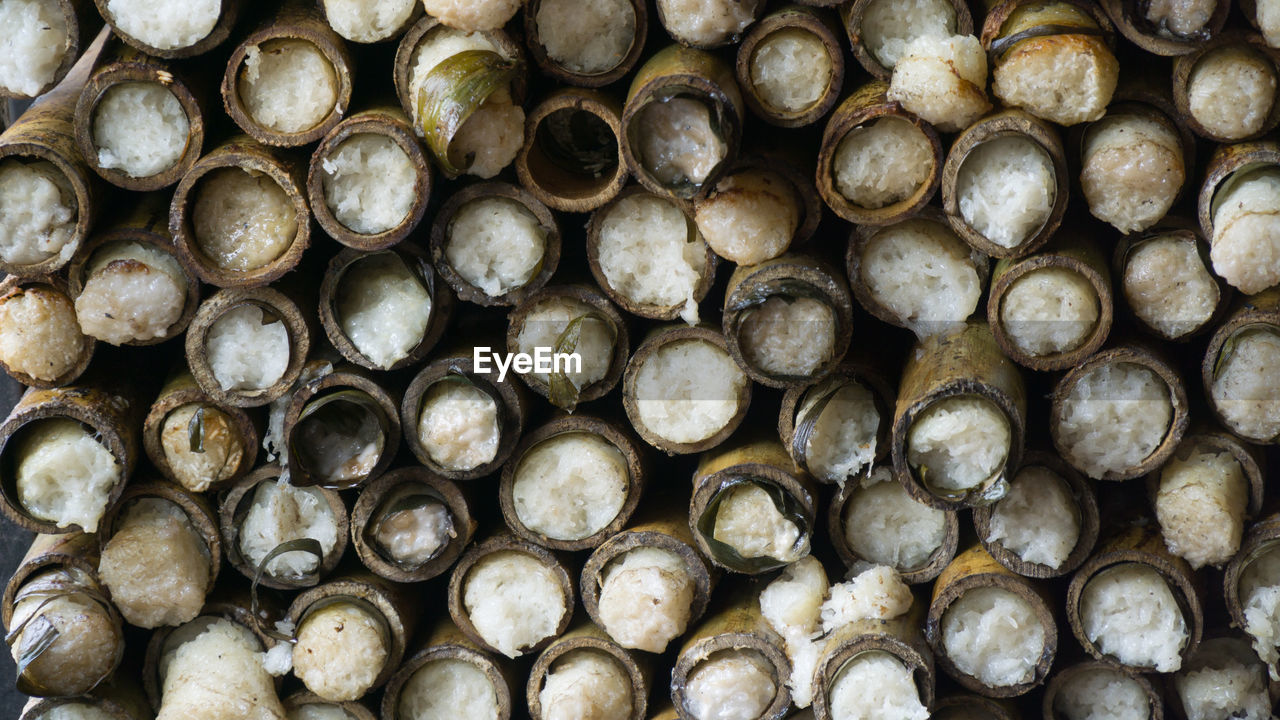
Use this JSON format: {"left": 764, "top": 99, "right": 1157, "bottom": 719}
{"left": 516, "top": 88, "right": 630, "bottom": 214}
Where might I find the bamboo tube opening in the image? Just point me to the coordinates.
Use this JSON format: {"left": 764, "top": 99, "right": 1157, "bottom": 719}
{"left": 1042, "top": 660, "right": 1163, "bottom": 720}
{"left": 1173, "top": 34, "right": 1280, "bottom": 143}
{"left": 93, "top": 0, "right": 236, "bottom": 58}
{"left": 1100, "top": 0, "right": 1227, "bottom": 55}
{"left": 0, "top": 0, "right": 98, "bottom": 99}
{"left": 150, "top": 613, "right": 287, "bottom": 719}
{"left": 655, "top": 0, "right": 763, "bottom": 49}
{"left": 283, "top": 690, "right": 377, "bottom": 720}
{"left": 1203, "top": 291, "right": 1280, "bottom": 442}
{"left": 319, "top": 0, "right": 419, "bottom": 44}
{"left": 623, "top": 325, "right": 750, "bottom": 455}
{"left": 282, "top": 368, "right": 400, "bottom": 490}
{"left": 0, "top": 153, "right": 89, "bottom": 277}
{"left": 1200, "top": 145, "right": 1280, "bottom": 295}
{"left": 779, "top": 362, "right": 892, "bottom": 485}
{"left": 672, "top": 624, "right": 790, "bottom": 720}
{"left": 527, "top": 626, "right": 648, "bottom": 720}
{"left": 429, "top": 182, "right": 561, "bottom": 308}
{"left": 973, "top": 452, "right": 1099, "bottom": 579}
{"left": 1224, "top": 515, "right": 1280, "bottom": 677}
{"left": 1169, "top": 635, "right": 1271, "bottom": 720}
{"left": 499, "top": 416, "right": 645, "bottom": 551}
{"left": 694, "top": 155, "right": 816, "bottom": 267}
{"left": 186, "top": 287, "right": 311, "bottom": 408}
{"left": 381, "top": 622, "right": 514, "bottom": 720}
{"left": 143, "top": 371, "right": 258, "bottom": 493}
{"left": 1078, "top": 103, "right": 1186, "bottom": 234}
{"left": 0, "top": 275, "right": 94, "bottom": 388}
{"left": 524, "top": 0, "right": 646, "bottom": 87}
{"left": 930, "top": 695, "right": 1018, "bottom": 720}
{"left": 1051, "top": 345, "right": 1188, "bottom": 481}
{"left": 736, "top": 7, "right": 843, "bottom": 128}
{"left": 1116, "top": 226, "right": 1225, "bottom": 341}
{"left": 352, "top": 468, "right": 475, "bottom": 583}
{"left": 308, "top": 108, "right": 431, "bottom": 250}
{"left": 1247, "top": 0, "right": 1280, "bottom": 47}
{"left": 828, "top": 465, "right": 959, "bottom": 584}
{"left": 811, "top": 614, "right": 934, "bottom": 720}
{"left": 21, "top": 692, "right": 144, "bottom": 720}
{"left": 516, "top": 90, "right": 628, "bottom": 214}
{"left": 841, "top": 0, "right": 971, "bottom": 79}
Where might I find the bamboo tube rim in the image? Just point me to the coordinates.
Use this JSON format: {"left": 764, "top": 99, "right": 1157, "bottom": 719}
{"left": 0, "top": 274, "right": 95, "bottom": 389}
{"left": 505, "top": 283, "right": 630, "bottom": 408}
{"left": 972, "top": 450, "right": 1100, "bottom": 579}
{"left": 925, "top": 545, "right": 1058, "bottom": 696}
{"left": 21, "top": 694, "right": 136, "bottom": 720}
{"left": 1050, "top": 344, "right": 1190, "bottom": 481}
{"left": 735, "top": 6, "right": 845, "bottom": 128}
{"left": 1112, "top": 222, "right": 1229, "bottom": 343}
{"left": 428, "top": 181, "right": 562, "bottom": 308}
{"left": 168, "top": 138, "right": 311, "bottom": 288}
{"left": 1200, "top": 289, "right": 1280, "bottom": 443}
{"left": 1143, "top": 427, "right": 1266, "bottom": 524}
{"left": 1172, "top": 31, "right": 1280, "bottom": 144}
{"left": 380, "top": 637, "right": 514, "bottom": 720}
{"left": 93, "top": 0, "right": 238, "bottom": 58}
{"left": 350, "top": 467, "right": 476, "bottom": 583}
{"left": 307, "top": 107, "right": 432, "bottom": 250}
{"left": 2, "top": 532, "right": 102, "bottom": 628}
{"left": 280, "top": 366, "right": 401, "bottom": 490}
{"left": 185, "top": 286, "right": 312, "bottom": 408}
{"left": 220, "top": 4, "right": 354, "bottom": 147}
{"left": 218, "top": 464, "right": 350, "bottom": 590}
{"left": 282, "top": 691, "right": 377, "bottom": 720}
{"left": 1223, "top": 513, "right": 1280, "bottom": 633}
{"left": 716, "top": 149, "right": 823, "bottom": 250}
{"left": 499, "top": 415, "right": 646, "bottom": 551}
{"left": 585, "top": 184, "right": 720, "bottom": 321}
{"left": 446, "top": 533, "right": 576, "bottom": 658}
{"left": 941, "top": 109, "right": 1068, "bottom": 260}
{"left": 141, "top": 371, "right": 259, "bottom": 492}
{"left": 811, "top": 612, "right": 934, "bottom": 720}
{"left": 981, "top": 0, "right": 1118, "bottom": 53}
{"left": 317, "top": 0, "right": 421, "bottom": 44}
{"left": 826, "top": 467, "right": 961, "bottom": 584}
{"left": 72, "top": 47, "right": 205, "bottom": 191}
{"left": 1, "top": 0, "right": 100, "bottom": 100}
{"left": 0, "top": 138, "right": 97, "bottom": 280}
{"left": 515, "top": 88, "right": 630, "bottom": 214}
{"left": 930, "top": 694, "right": 1020, "bottom": 720}
{"left": 622, "top": 324, "right": 750, "bottom": 455}
{"left": 1099, "top": 0, "right": 1228, "bottom": 56}
{"left": 526, "top": 628, "right": 649, "bottom": 720}
{"left": 1041, "top": 659, "right": 1164, "bottom": 720}
{"left": 778, "top": 359, "right": 894, "bottom": 482}
{"left": 670, "top": 632, "right": 792, "bottom": 720}
{"left": 1197, "top": 140, "right": 1280, "bottom": 247}
{"left": 523, "top": 0, "right": 648, "bottom": 87}
{"left": 400, "top": 354, "right": 527, "bottom": 481}
{"left": 840, "top": 0, "right": 974, "bottom": 79}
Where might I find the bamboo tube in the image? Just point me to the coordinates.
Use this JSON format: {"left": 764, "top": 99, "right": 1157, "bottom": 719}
{"left": 319, "top": 245, "right": 453, "bottom": 372}
{"left": 219, "top": 464, "right": 349, "bottom": 591}
{"left": 446, "top": 532, "right": 576, "bottom": 659}
{"left": 526, "top": 621, "right": 650, "bottom": 720}
{"left": 184, "top": 285, "right": 312, "bottom": 408}
{"left": 0, "top": 377, "right": 143, "bottom": 534}
{"left": 72, "top": 37, "right": 206, "bottom": 191}
{"left": 1224, "top": 514, "right": 1280, "bottom": 663}
{"left": 1172, "top": 32, "right": 1280, "bottom": 143}
{"left": 1202, "top": 288, "right": 1280, "bottom": 443}
{"left": 839, "top": 0, "right": 974, "bottom": 79}
{"left": 1041, "top": 659, "right": 1163, "bottom": 720}
{"left": 66, "top": 192, "right": 201, "bottom": 346}
{"left": 846, "top": 208, "right": 990, "bottom": 336}
{"left": 1099, "top": 0, "right": 1227, "bottom": 55}
{"left": 1113, "top": 221, "right": 1228, "bottom": 342}
{"left": 972, "top": 451, "right": 1099, "bottom": 579}
{"left": 1168, "top": 634, "right": 1273, "bottom": 720}
{"left": 0, "top": 274, "right": 94, "bottom": 389}
{"left": 319, "top": 0, "right": 420, "bottom": 44}
{"left": 721, "top": 254, "right": 854, "bottom": 389}
{"left": 586, "top": 185, "right": 718, "bottom": 322}
{"left": 1197, "top": 141, "right": 1280, "bottom": 295}
{"left": 620, "top": 45, "right": 744, "bottom": 202}
{"left": 622, "top": 324, "right": 750, "bottom": 455}
{"left": 283, "top": 691, "right": 376, "bottom": 720}
{"left": 93, "top": 0, "right": 238, "bottom": 58}
{"left": 891, "top": 322, "right": 1026, "bottom": 509}
{"left": 379, "top": 616, "right": 517, "bottom": 720}
{"left": 735, "top": 6, "right": 843, "bottom": 128}
{"left": 169, "top": 135, "right": 310, "bottom": 288}
{"left": 1066, "top": 524, "right": 1204, "bottom": 672}
{"left": 980, "top": 0, "right": 1120, "bottom": 126}
{"left": 400, "top": 350, "right": 528, "bottom": 481}
{"left": 515, "top": 88, "right": 629, "bottom": 214}
{"left": 221, "top": 1, "right": 353, "bottom": 147}
{"left": 694, "top": 150, "right": 820, "bottom": 266}
{"left": 816, "top": 82, "right": 943, "bottom": 226}
{"left": 499, "top": 414, "right": 646, "bottom": 551}
{"left": 671, "top": 580, "right": 791, "bottom": 720}
{"left": 0, "top": 0, "right": 102, "bottom": 100}
{"left": 350, "top": 467, "right": 475, "bottom": 583}
{"left": 925, "top": 545, "right": 1056, "bottom": 696}
{"left": 279, "top": 365, "right": 400, "bottom": 490}
{"left": 286, "top": 572, "right": 417, "bottom": 702}
{"left": 827, "top": 463, "right": 960, "bottom": 584}
{"left": 986, "top": 232, "right": 1113, "bottom": 371}
{"left": 1245, "top": 0, "right": 1280, "bottom": 48}
{"left": 777, "top": 358, "right": 893, "bottom": 485}
{"left": 931, "top": 695, "right": 1020, "bottom": 720}
{"left": 580, "top": 499, "right": 716, "bottom": 654}
{"left": 506, "top": 283, "right": 629, "bottom": 412}
{"left": 690, "top": 437, "right": 818, "bottom": 574}
{"left": 941, "top": 110, "right": 1068, "bottom": 260}
{"left": 1050, "top": 343, "right": 1189, "bottom": 481}
{"left": 428, "top": 182, "right": 561, "bottom": 308}
{"left": 523, "top": 0, "right": 647, "bottom": 87}
{"left": 811, "top": 605, "right": 934, "bottom": 720}
{"left": 2, "top": 532, "right": 123, "bottom": 698}
{"left": 307, "top": 107, "right": 431, "bottom": 250}
{"left": 0, "top": 28, "right": 105, "bottom": 277}
{"left": 654, "top": 0, "right": 765, "bottom": 49}
{"left": 96, "top": 480, "right": 221, "bottom": 629}
{"left": 20, "top": 671, "right": 150, "bottom": 720}
{"left": 142, "top": 369, "right": 259, "bottom": 493}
